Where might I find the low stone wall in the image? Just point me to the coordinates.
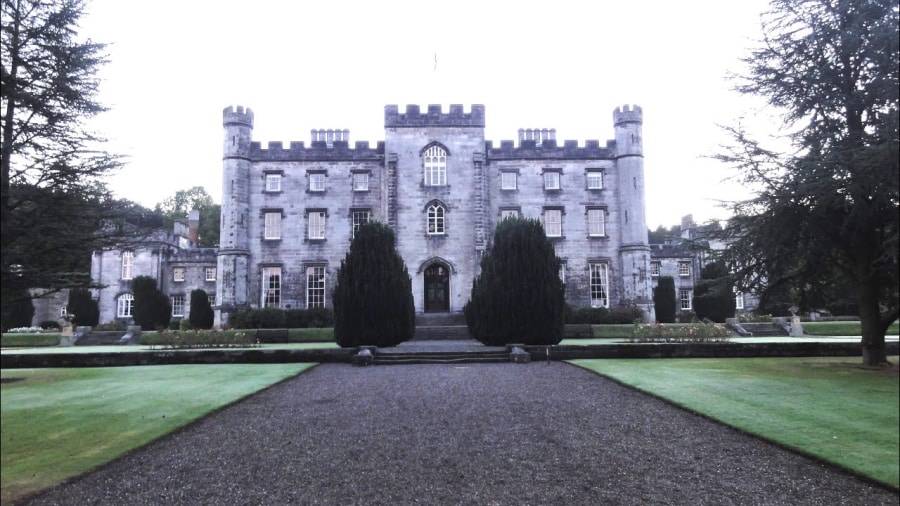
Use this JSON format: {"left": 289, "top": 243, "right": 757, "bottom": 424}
{"left": 527, "top": 341, "right": 899, "bottom": 361}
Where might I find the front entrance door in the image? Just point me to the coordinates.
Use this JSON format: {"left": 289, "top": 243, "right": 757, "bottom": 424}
{"left": 424, "top": 264, "right": 450, "bottom": 312}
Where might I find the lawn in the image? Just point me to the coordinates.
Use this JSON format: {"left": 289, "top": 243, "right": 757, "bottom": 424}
{"left": 0, "top": 363, "right": 316, "bottom": 503}
{"left": 570, "top": 356, "right": 900, "bottom": 489}
{"left": 803, "top": 321, "right": 900, "bottom": 336}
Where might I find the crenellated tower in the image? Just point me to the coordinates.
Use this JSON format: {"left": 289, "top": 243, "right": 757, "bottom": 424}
{"left": 613, "top": 105, "right": 654, "bottom": 321}
{"left": 216, "top": 105, "right": 254, "bottom": 323}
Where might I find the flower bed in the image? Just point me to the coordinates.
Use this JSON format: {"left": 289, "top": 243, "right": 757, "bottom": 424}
{"left": 628, "top": 322, "right": 731, "bottom": 343}
{"left": 141, "top": 329, "right": 260, "bottom": 349}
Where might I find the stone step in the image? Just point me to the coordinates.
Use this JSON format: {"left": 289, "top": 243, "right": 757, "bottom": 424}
{"left": 74, "top": 331, "right": 130, "bottom": 346}
{"left": 374, "top": 351, "right": 509, "bottom": 365}
{"left": 738, "top": 323, "right": 790, "bottom": 337}
{"left": 415, "top": 312, "right": 467, "bottom": 326}
{"left": 412, "top": 325, "right": 471, "bottom": 341}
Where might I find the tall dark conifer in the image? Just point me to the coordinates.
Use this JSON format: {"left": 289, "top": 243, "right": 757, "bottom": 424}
{"left": 332, "top": 222, "right": 414, "bottom": 347}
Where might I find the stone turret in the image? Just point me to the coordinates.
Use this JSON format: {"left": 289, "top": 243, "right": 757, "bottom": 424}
{"left": 613, "top": 105, "right": 653, "bottom": 321}
{"left": 216, "top": 106, "right": 254, "bottom": 324}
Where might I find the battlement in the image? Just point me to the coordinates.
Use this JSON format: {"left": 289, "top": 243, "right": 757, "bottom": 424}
{"left": 248, "top": 140, "right": 384, "bottom": 161}
{"left": 223, "top": 105, "right": 254, "bottom": 127}
{"left": 385, "top": 104, "right": 485, "bottom": 128}
{"left": 486, "top": 138, "right": 615, "bottom": 160}
{"left": 613, "top": 104, "right": 642, "bottom": 125}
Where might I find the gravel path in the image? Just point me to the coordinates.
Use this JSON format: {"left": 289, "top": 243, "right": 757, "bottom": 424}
{"left": 21, "top": 362, "right": 899, "bottom": 505}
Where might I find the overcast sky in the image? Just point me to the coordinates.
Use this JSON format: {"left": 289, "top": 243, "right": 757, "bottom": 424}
{"left": 79, "top": 0, "right": 776, "bottom": 229}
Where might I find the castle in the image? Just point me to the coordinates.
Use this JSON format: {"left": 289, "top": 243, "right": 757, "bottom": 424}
{"left": 215, "top": 103, "right": 654, "bottom": 324}
{"left": 71, "top": 103, "right": 666, "bottom": 328}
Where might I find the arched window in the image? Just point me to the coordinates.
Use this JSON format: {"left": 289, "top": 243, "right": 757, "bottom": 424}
{"left": 427, "top": 203, "right": 445, "bottom": 235}
{"left": 117, "top": 293, "right": 134, "bottom": 317}
{"left": 423, "top": 145, "right": 447, "bottom": 186}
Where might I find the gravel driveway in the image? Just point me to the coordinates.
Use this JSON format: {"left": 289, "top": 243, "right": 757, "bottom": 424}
{"left": 20, "top": 362, "right": 899, "bottom": 505}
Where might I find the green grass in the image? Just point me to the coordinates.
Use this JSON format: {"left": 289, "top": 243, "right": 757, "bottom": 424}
{"left": 0, "top": 363, "right": 316, "bottom": 503}
{"left": 286, "top": 327, "right": 334, "bottom": 342}
{"left": 803, "top": 321, "right": 900, "bottom": 336}
{"left": 589, "top": 324, "right": 634, "bottom": 338}
{"left": 1, "top": 333, "right": 61, "bottom": 347}
{"left": 570, "top": 356, "right": 900, "bottom": 489}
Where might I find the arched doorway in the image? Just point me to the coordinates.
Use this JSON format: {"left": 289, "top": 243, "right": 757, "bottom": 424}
{"left": 424, "top": 263, "right": 450, "bottom": 312}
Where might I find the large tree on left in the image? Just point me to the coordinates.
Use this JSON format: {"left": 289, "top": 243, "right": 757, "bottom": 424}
{"left": 1, "top": 0, "right": 124, "bottom": 315}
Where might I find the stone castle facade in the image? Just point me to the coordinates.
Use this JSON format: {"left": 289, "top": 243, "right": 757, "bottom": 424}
{"left": 216, "top": 103, "right": 654, "bottom": 324}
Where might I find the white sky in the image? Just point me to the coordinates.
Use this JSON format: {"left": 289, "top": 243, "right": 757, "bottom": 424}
{"left": 79, "top": 0, "right": 775, "bottom": 229}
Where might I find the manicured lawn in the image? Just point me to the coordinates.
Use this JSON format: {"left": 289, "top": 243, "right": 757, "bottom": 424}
{"left": 1, "top": 333, "right": 61, "bottom": 347}
{"left": 803, "top": 321, "right": 900, "bottom": 336}
{"left": 0, "top": 363, "right": 316, "bottom": 503}
{"left": 570, "top": 356, "right": 900, "bottom": 489}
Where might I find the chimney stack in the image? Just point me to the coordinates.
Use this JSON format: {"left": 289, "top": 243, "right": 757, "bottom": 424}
{"left": 188, "top": 209, "right": 200, "bottom": 244}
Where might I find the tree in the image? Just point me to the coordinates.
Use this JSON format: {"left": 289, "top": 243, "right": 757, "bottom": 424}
{"left": 155, "top": 186, "right": 220, "bottom": 247}
{"left": 465, "top": 217, "right": 565, "bottom": 346}
{"left": 692, "top": 261, "right": 736, "bottom": 323}
{"left": 1, "top": 0, "right": 124, "bottom": 315}
{"left": 131, "top": 276, "right": 170, "bottom": 331}
{"left": 332, "top": 222, "right": 415, "bottom": 347}
{"left": 189, "top": 289, "right": 214, "bottom": 330}
{"left": 1, "top": 287, "right": 33, "bottom": 331}
{"left": 653, "top": 276, "right": 677, "bottom": 323}
{"left": 718, "top": 0, "right": 899, "bottom": 365}
{"left": 67, "top": 287, "right": 98, "bottom": 326}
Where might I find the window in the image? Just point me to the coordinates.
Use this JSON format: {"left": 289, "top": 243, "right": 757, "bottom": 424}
{"left": 262, "top": 267, "right": 281, "bottom": 308}
{"left": 587, "top": 208, "right": 605, "bottom": 237}
{"left": 678, "top": 261, "right": 691, "bottom": 277}
{"left": 500, "top": 171, "right": 517, "bottom": 190}
{"left": 173, "top": 267, "right": 185, "bottom": 282}
{"left": 500, "top": 209, "right": 519, "bottom": 221}
{"left": 264, "top": 212, "right": 282, "bottom": 240}
{"left": 205, "top": 267, "right": 217, "bottom": 281}
{"left": 590, "top": 263, "right": 609, "bottom": 308}
{"left": 309, "top": 172, "right": 326, "bottom": 192}
{"left": 308, "top": 211, "right": 326, "bottom": 240}
{"left": 680, "top": 289, "right": 693, "bottom": 310}
{"left": 423, "top": 145, "right": 447, "bottom": 186}
{"left": 735, "top": 291, "right": 745, "bottom": 310}
{"left": 586, "top": 170, "right": 603, "bottom": 189}
{"left": 427, "top": 203, "right": 445, "bottom": 235}
{"left": 59, "top": 305, "right": 68, "bottom": 318}
{"left": 650, "top": 261, "right": 661, "bottom": 277}
{"left": 307, "top": 266, "right": 326, "bottom": 308}
{"left": 351, "top": 210, "right": 370, "bottom": 238}
{"left": 543, "top": 208, "right": 562, "bottom": 237}
{"left": 352, "top": 172, "right": 369, "bottom": 191}
{"left": 543, "top": 170, "right": 561, "bottom": 190}
{"left": 121, "top": 251, "right": 134, "bottom": 280}
{"left": 208, "top": 294, "right": 216, "bottom": 308}
{"left": 171, "top": 295, "right": 185, "bottom": 317}
{"left": 265, "top": 173, "right": 282, "bottom": 192}
{"left": 117, "top": 294, "right": 134, "bottom": 317}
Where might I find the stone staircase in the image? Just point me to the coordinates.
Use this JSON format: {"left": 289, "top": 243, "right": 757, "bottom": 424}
{"left": 373, "top": 350, "right": 510, "bottom": 365}
{"left": 74, "top": 331, "right": 132, "bottom": 346}
{"left": 413, "top": 312, "right": 471, "bottom": 341}
{"left": 734, "top": 322, "right": 790, "bottom": 337}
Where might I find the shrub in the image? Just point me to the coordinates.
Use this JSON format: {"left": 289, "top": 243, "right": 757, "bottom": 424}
{"left": 2, "top": 289, "right": 34, "bottom": 332}
{"left": 628, "top": 322, "right": 731, "bottom": 342}
{"left": 678, "top": 311, "right": 697, "bottom": 323}
{"left": 188, "top": 289, "right": 214, "bottom": 329}
{"left": 566, "top": 305, "right": 645, "bottom": 324}
{"left": 333, "top": 222, "right": 415, "bottom": 347}
{"left": 692, "top": 261, "right": 736, "bottom": 323}
{"left": 141, "top": 329, "right": 257, "bottom": 349}
{"left": 465, "top": 218, "right": 565, "bottom": 346}
{"left": 131, "top": 276, "right": 171, "bottom": 330}
{"left": 284, "top": 308, "right": 334, "bottom": 328}
{"left": 67, "top": 288, "right": 99, "bottom": 327}
{"left": 653, "top": 276, "right": 677, "bottom": 323}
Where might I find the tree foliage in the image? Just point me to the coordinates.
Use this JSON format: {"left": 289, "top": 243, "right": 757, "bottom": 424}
{"left": 67, "top": 287, "right": 98, "bottom": 326}
{"left": 1, "top": 287, "right": 33, "bottom": 331}
{"left": 131, "top": 276, "right": 170, "bottom": 331}
{"left": 653, "top": 276, "right": 677, "bottom": 323}
{"left": 332, "top": 222, "right": 415, "bottom": 347}
{"left": 718, "top": 0, "right": 899, "bottom": 365}
{"left": 188, "top": 288, "right": 214, "bottom": 330}
{"left": 692, "top": 260, "right": 736, "bottom": 323}
{"left": 155, "top": 186, "right": 220, "bottom": 247}
{"left": 1, "top": 0, "right": 129, "bottom": 314}
{"left": 465, "top": 217, "right": 565, "bottom": 346}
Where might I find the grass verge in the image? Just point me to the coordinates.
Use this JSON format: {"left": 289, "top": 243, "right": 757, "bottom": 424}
{"left": 803, "top": 321, "right": 899, "bottom": 336}
{"left": 569, "top": 356, "right": 899, "bottom": 489}
{"left": 1, "top": 333, "right": 61, "bottom": 347}
{"left": 0, "top": 363, "right": 316, "bottom": 503}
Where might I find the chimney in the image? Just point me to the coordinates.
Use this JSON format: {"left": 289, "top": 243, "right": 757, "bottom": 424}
{"left": 188, "top": 209, "right": 200, "bottom": 244}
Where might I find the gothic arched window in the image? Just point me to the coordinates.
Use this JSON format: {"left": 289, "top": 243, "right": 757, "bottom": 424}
{"left": 427, "top": 203, "right": 446, "bottom": 235}
{"left": 423, "top": 145, "right": 447, "bottom": 186}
